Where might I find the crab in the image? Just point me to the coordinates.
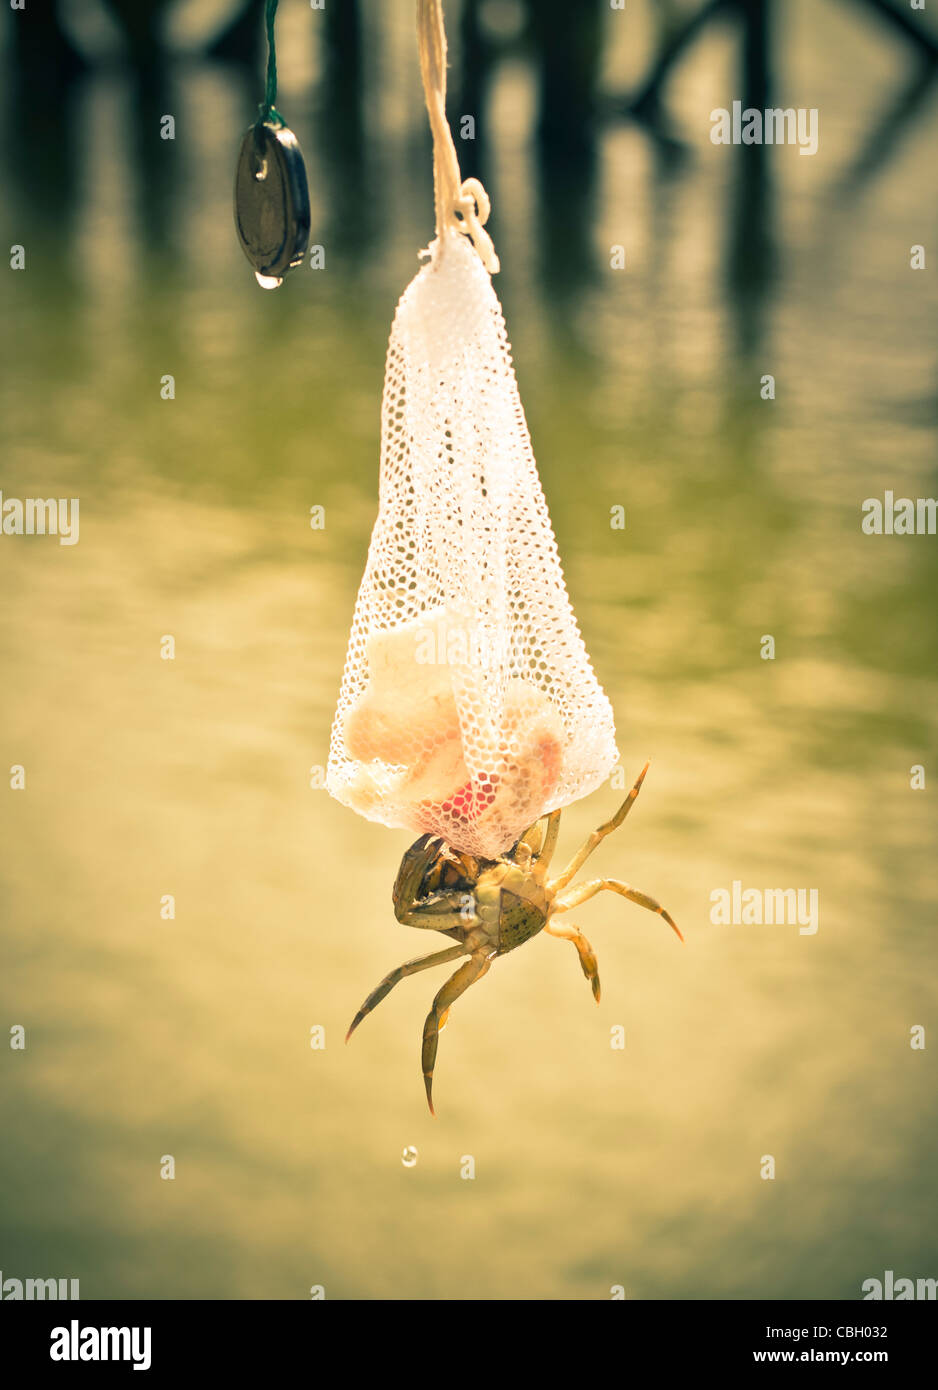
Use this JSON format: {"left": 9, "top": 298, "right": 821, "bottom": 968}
{"left": 345, "top": 762, "right": 683, "bottom": 1113}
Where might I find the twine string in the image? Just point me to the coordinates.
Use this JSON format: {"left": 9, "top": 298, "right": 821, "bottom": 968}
{"left": 416, "top": 0, "right": 499, "bottom": 273}
{"left": 260, "top": 0, "right": 284, "bottom": 127}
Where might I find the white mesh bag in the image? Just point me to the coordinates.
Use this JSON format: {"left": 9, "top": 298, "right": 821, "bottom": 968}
{"left": 325, "top": 3, "right": 617, "bottom": 859}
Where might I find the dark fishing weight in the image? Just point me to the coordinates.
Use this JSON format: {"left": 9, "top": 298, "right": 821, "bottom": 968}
{"left": 233, "top": 0, "right": 310, "bottom": 288}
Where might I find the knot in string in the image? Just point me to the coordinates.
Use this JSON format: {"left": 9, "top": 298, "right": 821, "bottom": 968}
{"left": 416, "top": 0, "right": 499, "bottom": 274}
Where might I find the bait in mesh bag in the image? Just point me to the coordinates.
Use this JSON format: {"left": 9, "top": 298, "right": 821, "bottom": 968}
{"left": 326, "top": 10, "right": 617, "bottom": 860}
{"left": 326, "top": 228, "right": 618, "bottom": 857}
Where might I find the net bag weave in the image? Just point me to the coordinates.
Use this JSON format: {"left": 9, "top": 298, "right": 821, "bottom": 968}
{"left": 325, "top": 3, "right": 617, "bottom": 859}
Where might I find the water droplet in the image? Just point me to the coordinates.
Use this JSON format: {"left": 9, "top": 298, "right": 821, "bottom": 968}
{"left": 253, "top": 158, "right": 268, "bottom": 181}
{"left": 254, "top": 272, "right": 283, "bottom": 290}
{"left": 401, "top": 1145, "right": 418, "bottom": 1167}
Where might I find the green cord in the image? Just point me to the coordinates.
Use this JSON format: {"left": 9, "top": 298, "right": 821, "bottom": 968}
{"left": 260, "top": 0, "right": 283, "bottom": 126}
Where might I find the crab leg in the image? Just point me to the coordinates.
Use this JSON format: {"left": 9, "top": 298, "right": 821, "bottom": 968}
{"left": 553, "top": 876, "right": 683, "bottom": 942}
{"left": 547, "top": 763, "right": 650, "bottom": 894}
{"left": 397, "top": 895, "right": 476, "bottom": 932}
{"left": 535, "top": 809, "right": 562, "bottom": 874}
{"left": 544, "top": 921, "right": 601, "bottom": 1001}
{"left": 345, "top": 944, "right": 467, "bottom": 1043}
{"left": 422, "top": 951, "right": 492, "bottom": 1115}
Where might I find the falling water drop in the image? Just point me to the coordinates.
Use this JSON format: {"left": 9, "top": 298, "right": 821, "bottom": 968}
{"left": 254, "top": 272, "right": 283, "bottom": 290}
